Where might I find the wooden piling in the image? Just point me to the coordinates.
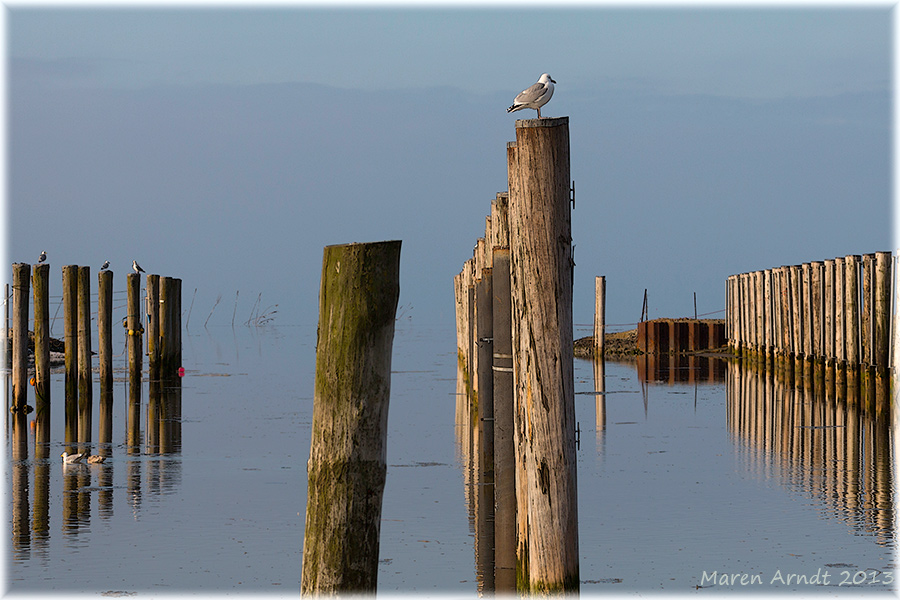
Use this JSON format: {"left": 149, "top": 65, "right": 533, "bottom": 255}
{"left": 146, "top": 274, "right": 160, "bottom": 380}
{"left": 98, "top": 269, "right": 114, "bottom": 397}
{"left": 491, "top": 246, "right": 517, "bottom": 594}
{"left": 301, "top": 240, "right": 401, "bottom": 595}
{"left": 11, "top": 263, "right": 30, "bottom": 411}
{"left": 508, "top": 117, "right": 579, "bottom": 593}
{"left": 126, "top": 273, "right": 143, "bottom": 391}
{"left": 159, "top": 276, "right": 182, "bottom": 378}
{"left": 475, "top": 264, "right": 494, "bottom": 476}
{"left": 845, "top": 255, "right": 861, "bottom": 369}
{"left": 594, "top": 276, "right": 605, "bottom": 358}
{"left": 873, "top": 252, "right": 890, "bottom": 370}
{"left": 33, "top": 264, "right": 51, "bottom": 417}
{"left": 77, "top": 266, "right": 92, "bottom": 442}
{"left": 61, "top": 265, "right": 78, "bottom": 427}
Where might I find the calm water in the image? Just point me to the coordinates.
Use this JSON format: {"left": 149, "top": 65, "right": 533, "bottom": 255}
{"left": 5, "top": 322, "right": 895, "bottom": 595}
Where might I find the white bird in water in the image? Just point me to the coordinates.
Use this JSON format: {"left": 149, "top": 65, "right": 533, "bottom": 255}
{"left": 507, "top": 73, "right": 556, "bottom": 119}
{"left": 38, "top": 251, "right": 47, "bottom": 264}
{"left": 132, "top": 260, "right": 145, "bottom": 274}
{"left": 101, "top": 260, "right": 110, "bottom": 271}
{"left": 61, "top": 451, "right": 87, "bottom": 464}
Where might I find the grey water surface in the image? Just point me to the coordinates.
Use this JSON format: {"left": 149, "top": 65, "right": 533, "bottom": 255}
{"left": 5, "top": 323, "right": 895, "bottom": 595}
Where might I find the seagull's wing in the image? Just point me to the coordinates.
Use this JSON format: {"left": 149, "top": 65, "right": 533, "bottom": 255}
{"left": 514, "top": 81, "right": 549, "bottom": 105}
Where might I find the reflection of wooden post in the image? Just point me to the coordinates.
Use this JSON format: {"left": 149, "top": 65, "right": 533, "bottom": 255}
{"left": 11, "top": 263, "right": 30, "bottom": 410}
{"left": 594, "top": 276, "right": 605, "bottom": 358}
{"left": 509, "top": 117, "right": 578, "bottom": 593}
{"left": 33, "top": 264, "right": 50, "bottom": 417}
{"left": 301, "top": 240, "right": 401, "bottom": 595}
{"left": 77, "top": 266, "right": 92, "bottom": 442}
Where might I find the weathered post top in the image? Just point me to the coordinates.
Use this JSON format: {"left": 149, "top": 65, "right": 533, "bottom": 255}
{"left": 514, "top": 116, "right": 569, "bottom": 128}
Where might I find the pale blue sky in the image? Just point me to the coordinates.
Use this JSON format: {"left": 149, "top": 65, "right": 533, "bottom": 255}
{"left": 5, "top": 6, "right": 893, "bottom": 331}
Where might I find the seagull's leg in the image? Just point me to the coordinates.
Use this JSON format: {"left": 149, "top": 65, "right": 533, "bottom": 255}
{"left": 537, "top": 107, "right": 542, "bottom": 119}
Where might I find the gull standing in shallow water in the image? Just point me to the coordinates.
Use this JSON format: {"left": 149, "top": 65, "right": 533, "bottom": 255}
{"left": 507, "top": 73, "right": 556, "bottom": 119}
{"left": 61, "top": 451, "right": 87, "bottom": 464}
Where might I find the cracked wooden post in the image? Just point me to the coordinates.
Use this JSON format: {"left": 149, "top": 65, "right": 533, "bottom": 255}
{"left": 301, "top": 240, "right": 401, "bottom": 595}
{"left": 11, "top": 263, "right": 30, "bottom": 411}
{"left": 33, "top": 263, "right": 51, "bottom": 419}
{"left": 509, "top": 116, "right": 579, "bottom": 593}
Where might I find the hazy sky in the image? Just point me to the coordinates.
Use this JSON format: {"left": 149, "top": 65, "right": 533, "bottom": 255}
{"left": 5, "top": 6, "right": 893, "bottom": 333}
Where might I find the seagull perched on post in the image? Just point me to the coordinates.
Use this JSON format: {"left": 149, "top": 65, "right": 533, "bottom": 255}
{"left": 507, "top": 73, "right": 556, "bottom": 119}
{"left": 132, "top": 260, "right": 145, "bottom": 274}
{"left": 38, "top": 251, "right": 47, "bottom": 264}
{"left": 101, "top": 260, "right": 110, "bottom": 271}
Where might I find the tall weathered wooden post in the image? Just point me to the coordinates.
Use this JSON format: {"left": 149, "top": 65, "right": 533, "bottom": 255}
{"left": 508, "top": 117, "right": 579, "bottom": 593}
{"left": 77, "top": 266, "right": 92, "bottom": 442}
{"left": 491, "top": 192, "right": 517, "bottom": 594}
{"left": 126, "top": 273, "right": 143, "bottom": 402}
{"left": 301, "top": 240, "right": 401, "bottom": 595}
{"left": 146, "top": 274, "right": 160, "bottom": 380}
{"left": 33, "top": 264, "right": 51, "bottom": 418}
{"left": 11, "top": 263, "right": 30, "bottom": 411}
{"left": 98, "top": 268, "right": 114, "bottom": 446}
{"left": 98, "top": 269, "right": 114, "bottom": 396}
{"left": 61, "top": 265, "right": 78, "bottom": 433}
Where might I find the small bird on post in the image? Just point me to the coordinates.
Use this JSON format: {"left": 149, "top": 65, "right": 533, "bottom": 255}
{"left": 507, "top": 73, "right": 556, "bottom": 119}
{"left": 101, "top": 260, "right": 110, "bottom": 271}
{"left": 38, "top": 250, "right": 47, "bottom": 264}
{"left": 132, "top": 260, "right": 145, "bottom": 274}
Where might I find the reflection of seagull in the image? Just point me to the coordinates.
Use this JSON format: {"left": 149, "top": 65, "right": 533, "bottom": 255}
{"left": 86, "top": 455, "right": 106, "bottom": 464}
{"left": 61, "top": 451, "right": 87, "bottom": 464}
{"left": 507, "top": 73, "right": 556, "bottom": 119}
{"left": 101, "top": 260, "right": 110, "bottom": 271}
{"left": 132, "top": 260, "right": 145, "bottom": 274}
{"left": 38, "top": 250, "right": 47, "bottom": 264}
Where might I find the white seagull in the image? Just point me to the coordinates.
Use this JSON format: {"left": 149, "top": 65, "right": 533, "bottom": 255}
{"left": 61, "top": 451, "right": 87, "bottom": 464}
{"left": 507, "top": 73, "right": 556, "bottom": 119}
{"left": 101, "top": 260, "right": 110, "bottom": 271}
{"left": 132, "top": 260, "right": 145, "bottom": 274}
{"left": 38, "top": 251, "right": 47, "bottom": 264}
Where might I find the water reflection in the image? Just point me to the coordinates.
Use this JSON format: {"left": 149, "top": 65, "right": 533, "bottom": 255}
{"left": 726, "top": 361, "right": 895, "bottom": 548}
{"left": 8, "top": 376, "right": 183, "bottom": 560}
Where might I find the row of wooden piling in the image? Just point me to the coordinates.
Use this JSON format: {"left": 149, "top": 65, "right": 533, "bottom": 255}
{"left": 454, "top": 117, "right": 579, "bottom": 594}
{"left": 725, "top": 252, "right": 894, "bottom": 414}
{"left": 9, "top": 262, "right": 182, "bottom": 418}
